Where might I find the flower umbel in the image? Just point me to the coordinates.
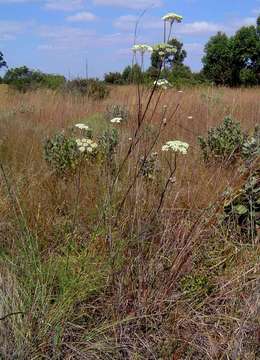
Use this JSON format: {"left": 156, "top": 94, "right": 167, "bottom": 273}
{"left": 162, "top": 13, "right": 183, "bottom": 23}
{"left": 75, "top": 123, "right": 89, "bottom": 130}
{"left": 76, "top": 138, "right": 98, "bottom": 154}
{"left": 132, "top": 44, "right": 153, "bottom": 54}
{"left": 110, "top": 117, "right": 122, "bottom": 124}
{"left": 162, "top": 140, "right": 189, "bottom": 155}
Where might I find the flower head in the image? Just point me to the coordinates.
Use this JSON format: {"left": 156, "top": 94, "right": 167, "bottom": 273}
{"left": 153, "top": 43, "right": 177, "bottom": 58}
{"left": 110, "top": 117, "right": 122, "bottom": 124}
{"left": 154, "top": 79, "right": 171, "bottom": 90}
{"left": 162, "top": 13, "right": 183, "bottom": 23}
{"left": 75, "top": 123, "right": 89, "bottom": 130}
{"left": 132, "top": 44, "right": 153, "bottom": 54}
{"left": 162, "top": 140, "right": 189, "bottom": 155}
{"left": 76, "top": 138, "right": 98, "bottom": 154}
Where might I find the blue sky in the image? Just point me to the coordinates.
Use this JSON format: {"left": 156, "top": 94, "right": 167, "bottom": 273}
{"left": 0, "top": 0, "right": 260, "bottom": 78}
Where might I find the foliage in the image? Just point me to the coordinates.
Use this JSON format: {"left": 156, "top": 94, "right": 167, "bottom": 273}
{"left": 0, "top": 51, "right": 7, "bottom": 69}
{"left": 198, "top": 116, "right": 245, "bottom": 163}
{"left": 105, "top": 104, "right": 129, "bottom": 122}
{"left": 242, "top": 125, "right": 260, "bottom": 161}
{"left": 3, "top": 66, "right": 65, "bottom": 92}
{"left": 139, "top": 152, "right": 159, "bottom": 181}
{"left": 224, "top": 167, "right": 260, "bottom": 239}
{"left": 151, "top": 38, "right": 187, "bottom": 69}
{"left": 98, "top": 127, "right": 119, "bottom": 160}
{"left": 202, "top": 32, "right": 233, "bottom": 85}
{"left": 203, "top": 18, "right": 260, "bottom": 86}
{"left": 104, "top": 72, "right": 124, "bottom": 84}
{"left": 66, "top": 78, "right": 109, "bottom": 99}
{"left": 44, "top": 132, "right": 80, "bottom": 176}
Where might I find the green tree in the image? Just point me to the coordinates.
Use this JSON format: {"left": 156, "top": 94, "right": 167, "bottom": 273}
{"left": 232, "top": 25, "right": 260, "bottom": 85}
{"left": 0, "top": 51, "right": 7, "bottom": 69}
{"left": 202, "top": 32, "right": 233, "bottom": 85}
{"left": 104, "top": 72, "right": 123, "bottom": 84}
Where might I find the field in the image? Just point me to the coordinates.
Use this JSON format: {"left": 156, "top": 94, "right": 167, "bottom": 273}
{"left": 0, "top": 84, "right": 259, "bottom": 359}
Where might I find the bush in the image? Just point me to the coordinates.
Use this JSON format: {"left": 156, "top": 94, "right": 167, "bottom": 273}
{"left": 3, "top": 66, "right": 66, "bottom": 92}
{"left": 105, "top": 104, "right": 129, "bottom": 122}
{"left": 198, "top": 116, "right": 245, "bottom": 163}
{"left": 104, "top": 72, "right": 124, "bottom": 84}
{"left": 223, "top": 167, "right": 260, "bottom": 240}
{"left": 242, "top": 125, "right": 260, "bottom": 162}
{"left": 66, "top": 78, "right": 109, "bottom": 100}
{"left": 44, "top": 132, "right": 80, "bottom": 176}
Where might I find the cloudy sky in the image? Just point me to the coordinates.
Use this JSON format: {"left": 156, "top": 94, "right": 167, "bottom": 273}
{"left": 0, "top": 0, "right": 259, "bottom": 78}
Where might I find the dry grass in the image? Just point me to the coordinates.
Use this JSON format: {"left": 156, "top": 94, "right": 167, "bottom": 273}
{"left": 0, "top": 84, "right": 259, "bottom": 359}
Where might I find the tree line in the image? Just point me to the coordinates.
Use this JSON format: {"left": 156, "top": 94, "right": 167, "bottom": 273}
{"left": 1, "top": 15, "right": 260, "bottom": 89}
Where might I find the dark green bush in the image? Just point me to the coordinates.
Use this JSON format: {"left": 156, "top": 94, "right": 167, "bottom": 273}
{"left": 44, "top": 132, "right": 80, "bottom": 176}
{"left": 66, "top": 78, "right": 109, "bottom": 100}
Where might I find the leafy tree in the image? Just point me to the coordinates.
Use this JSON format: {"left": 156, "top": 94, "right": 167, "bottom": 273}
{"left": 202, "top": 32, "right": 233, "bottom": 85}
{"left": 121, "top": 66, "right": 132, "bottom": 83}
{"left": 104, "top": 72, "right": 123, "bottom": 84}
{"left": 151, "top": 38, "right": 187, "bottom": 69}
{"left": 3, "top": 66, "right": 65, "bottom": 91}
{"left": 0, "top": 51, "right": 7, "bottom": 69}
{"left": 257, "top": 15, "right": 260, "bottom": 37}
{"left": 232, "top": 25, "right": 260, "bottom": 85}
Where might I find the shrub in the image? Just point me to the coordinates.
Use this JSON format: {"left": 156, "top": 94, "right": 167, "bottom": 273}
{"left": 198, "top": 116, "right": 245, "bottom": 163}
{"left": 44, "top": 132, "right": 80, "bottom": 176}
{"left": 66, "top": 78, "right": 109, "bottom": 100}
{"left": 223, "top": 167, "right": 260, "bottom": 240}
{"left": 105, "top": 104, "right": 129, "bottom": 122}
{"left": 242, "top": 125, "right": 260, "bottom": 162}
{"left": 98, "top": 128, "right": 119, "bottom": 161}
{"left": 104, "top": 72, "right": 124, "bottom": 84}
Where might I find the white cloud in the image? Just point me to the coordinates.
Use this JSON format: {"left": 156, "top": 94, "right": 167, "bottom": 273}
{"left": 0, "top": 20, "right": 31, "bottom": 40}
{"left": 93, "top": 0, "right": 162, "bottom": 10}
{"left": 66, "top": 11, "right": 97, "bottom": 22}
{"left": 176, "top": 21, "right": 227, "bottom": 36}
{"left": 44, "top": 0, "right": 84, "bottom": 11}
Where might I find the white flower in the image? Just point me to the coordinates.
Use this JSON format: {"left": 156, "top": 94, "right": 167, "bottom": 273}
{"left": 154, "top": 79, "right": 170, "bottom": 89}
{"left": 188, "top": 116, "right": 193, "bottom": 119}
{"left": 78, "top": 146, "right": 85, "bottom": 153}
{"left": 75, "top": 123, "right": 89, "bottom": 130}
{"left": 110, "top": 117, "right": 122, "bottom": 124}
{"left": 162, "top": 140, "right": 189, "bottom": 155}
{"left": 76, "top": 137, "right": 98, "bottom": 154}
{"left": 178, "top": 90, "right": 184, "bottom": 93}
{"left": 132, "top": 44, "right": 153, "bottom": 54}
{"left": 153, "top": 43, "right": 177, "bottom": 57}
{"left": 162, "top": 13, "right": 183, "bottom": 23}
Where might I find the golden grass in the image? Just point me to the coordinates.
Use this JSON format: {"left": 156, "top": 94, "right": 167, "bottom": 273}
{"left": 0, "top": 85, "right": 259, "bottom": 359}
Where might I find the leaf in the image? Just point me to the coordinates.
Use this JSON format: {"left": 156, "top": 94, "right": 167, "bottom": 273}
{"left": 234, "top": 204, "right": 248, "bottom": 215}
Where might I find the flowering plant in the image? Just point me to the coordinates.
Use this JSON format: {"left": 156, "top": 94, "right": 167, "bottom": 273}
{"left": 162, "top": 140, "right": 189, "bottom": 155}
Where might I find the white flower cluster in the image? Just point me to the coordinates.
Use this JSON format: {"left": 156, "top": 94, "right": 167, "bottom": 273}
{"left": 76, "top": 138, "right": 98, "bottom": 154}
{"left": 110, "top": 117, "right": 122, "bottom": 124}
{"left": 162, "top": 140, "right": 189, "bottom": 155}
{"left": 75, "top": 123, "right": 89, "bottom": 130}
{"left": 153, "top": 43, "right": 177, "bottom": 57}
{"left": 162, "top": 13, "right": 183, "bottom": 23}
{"left": 154, "top": 79, "right": 170, "bottom": 89}
{"left": 132, "top": 44, "right": 153, "bottom": 54}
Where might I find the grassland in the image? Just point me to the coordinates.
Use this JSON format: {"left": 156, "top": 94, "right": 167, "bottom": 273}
{"left": 0, "top": 84, "right": 259, "bottom": 359}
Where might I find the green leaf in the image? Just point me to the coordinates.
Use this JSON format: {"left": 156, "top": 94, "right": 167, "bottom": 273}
{"left": 234, "top": 204, "right": 248, "bottom": 215}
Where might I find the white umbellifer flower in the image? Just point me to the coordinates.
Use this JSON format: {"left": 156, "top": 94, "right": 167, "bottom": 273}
{"left": 75, "top": 123, "right": 89, "bottom": 130}
{"left": 132, "top": 44, "right": 153, "bottom": 54}
{"left": 76, "top": 137, "right": 98, "bottom": 154}
{"left": 162, "top": 13, "right": 183, "bottom": 23}
{"left": 153, "top": 43, "right": 177, "bottom": 57}
{"left": 79, "top": 146, "right": 85, "bottom": 153}
{"left": 154, "top": 79, "right": 170, "bottom": 89}
{"left": 162, "top": 140, "right": 189, "bottom": 155}
{"left": 110, "top": 117, "right": 122, "bottom": 124}
{"left": 178, "top": 90, "right": 184, "bottom": 93}
{"left": 188, "top": 116, "right": 193, "bottom": 119}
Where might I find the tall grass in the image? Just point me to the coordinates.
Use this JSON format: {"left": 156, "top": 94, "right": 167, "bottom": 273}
{"left": 0, "top": 85, "right": 259, "bottom": 359}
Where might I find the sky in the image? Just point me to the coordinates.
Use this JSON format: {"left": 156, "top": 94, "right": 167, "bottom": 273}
{"left": 0, "top": 0, "right": 260, "bottom": 78}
